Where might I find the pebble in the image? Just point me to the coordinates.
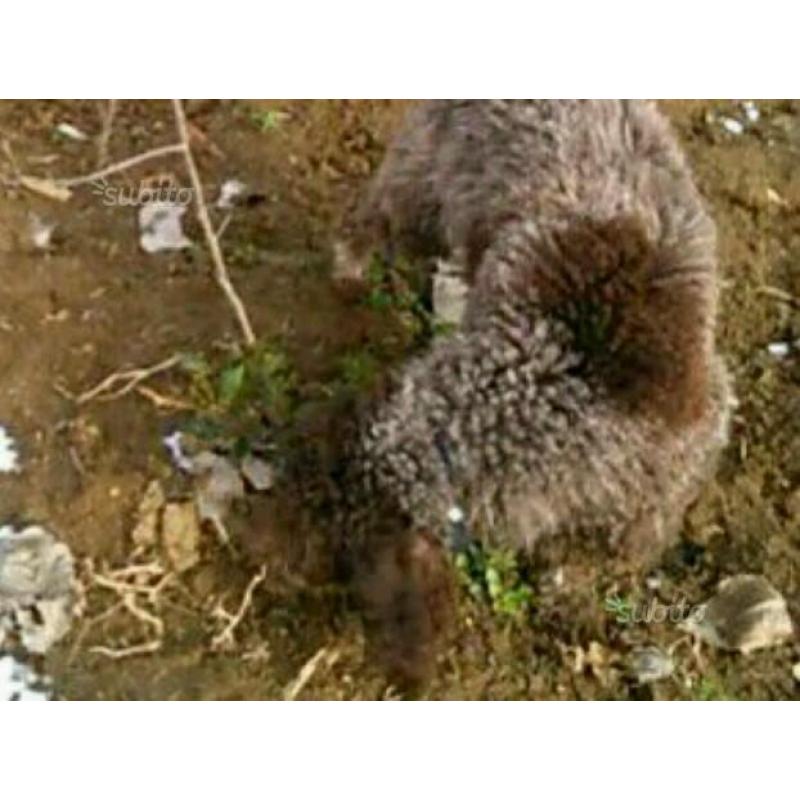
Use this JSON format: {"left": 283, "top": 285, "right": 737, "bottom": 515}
{"left": 767, "top": 342, "right": 790, "bottom": 358}
{"left": 629, "top": 646, "right": 674, "bottom": 685}
{"left": 720, "top": 117, "right": 744, "bottom": 136}
{"left": 742, "top": 101, "right": 760, "bottom": 123}
{"left": 240, "top": 454, "right": 275, "bottom": 492}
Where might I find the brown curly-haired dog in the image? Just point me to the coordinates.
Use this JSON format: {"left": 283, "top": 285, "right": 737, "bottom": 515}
{"left": 285, "top": 101, "right": 732, "bottom": 688}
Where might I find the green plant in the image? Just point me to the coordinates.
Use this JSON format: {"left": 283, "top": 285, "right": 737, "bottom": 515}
{"left": 362, "top": 254, "right": 435, "bottom": 345}
{"left": 455, "top": 544, "right": 535, "bottom": 618}
{"left": 336, "top": 350, "right": 381, "bottom": 391}
{"left": 694, "top": 677, "right": 732, "bottom": 701}
{"left": 251, "top": 109, "right": 284, "bottom": 132}
{"left": 181, "top": 342, "right": 297, "bottom": 421}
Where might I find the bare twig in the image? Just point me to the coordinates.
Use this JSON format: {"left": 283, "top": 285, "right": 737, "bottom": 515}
{"left": 85, "top": 560, "right": 172, "bottom": 660}
{"left": 96, "top": 99, "right": 119, "bottom": 168}
{"left": 283, "top": 646, "right": 340, "bottom": 701}
{"left": 757, "top": 285, "right": 799, "bottom": 307}
{"left": 210, "top": 565, "right": 267, "bottom": 652}
{"left": 136, "top": 384, "right": 196, "bottom": 411}
{"left": 58, "top": 143, "right": 186, "bottom": 188}
{"left": 77, "top": 354, "right": 183, "bottom": 404}
{"left": 215, "top": 211, "right": 233, "bottom": 241}
{"left": 90, "top": 640, "right": 162, "bottom": 660}
{"left": 172, "top": 99, "right": 256, "bottom": 347}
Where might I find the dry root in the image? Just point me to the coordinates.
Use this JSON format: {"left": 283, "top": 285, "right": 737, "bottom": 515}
{"left": 210, "top": 565, "right": 267, "bottom": 652}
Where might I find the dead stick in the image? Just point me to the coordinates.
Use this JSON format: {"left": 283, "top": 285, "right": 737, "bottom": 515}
{"left": 96, "top": 99, "right": 119, "bottom": 168}
{"left": 171, "top": 99, "right": 256, "bottom": 347}
{"left": 211, "top": 565, "right": 267, "bottom": 651}
{"left": 57, "top": 143, "right": 186, "bottom": 188}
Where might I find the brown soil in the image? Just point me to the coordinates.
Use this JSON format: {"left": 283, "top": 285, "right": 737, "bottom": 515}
{"left": 0, "top": 100, "right": 798, "bottom": 699}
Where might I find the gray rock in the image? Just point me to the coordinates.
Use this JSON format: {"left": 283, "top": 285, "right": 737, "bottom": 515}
{"left": 682, "top": 574, "right": 794, "bottom": 654}
{"left": 629, "top": 646, "right": 674, "bottom": 684}
{"left": 0, "top": 524, "right": 77, "bottom": 654}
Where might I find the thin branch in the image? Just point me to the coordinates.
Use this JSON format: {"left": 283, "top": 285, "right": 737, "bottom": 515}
{"left": 58, "top": 143, "right": 186, "bottom": 188}
{"left": 171, "top": 99, "right": 256, "bottom": 347}
{"left": 283, "top": 646, "right": 340, "bottom": 701}
{"left": 77, "top": 354, "right": 183, "bottom": 404}
{"left": 211, "top": 566, "right": 267, "bottom": 652}
{"left": 96, "top": 99, "right": 119, "bottom": 168}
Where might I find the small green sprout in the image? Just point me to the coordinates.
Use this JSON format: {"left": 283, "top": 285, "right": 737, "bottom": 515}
{"left": 455, "top": 544, "right": 534, "bottom": 619}
{"left": 251, "top": 109, "right": 284, "bottom": 132}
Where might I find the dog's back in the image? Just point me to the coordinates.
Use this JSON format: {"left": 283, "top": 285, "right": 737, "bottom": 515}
{"left": 329, "top": 101, "right": 732, "bottom": 685}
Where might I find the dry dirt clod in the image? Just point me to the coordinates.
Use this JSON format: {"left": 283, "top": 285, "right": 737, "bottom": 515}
{"left": 0, "top": 524, "right": 79, "bottom": 654}
{"left": 682, "top": 574, "right": 794, "bottom": 654}
{"left": 131, "top": 479, "right": 166, "bottom": 549}
{"left": 161, "top": 502, "right": 202, "bottom": 573}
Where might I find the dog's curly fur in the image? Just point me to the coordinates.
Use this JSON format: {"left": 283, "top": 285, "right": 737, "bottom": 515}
{"left": 273, "top": 101, "right": 733, "bottom": 688}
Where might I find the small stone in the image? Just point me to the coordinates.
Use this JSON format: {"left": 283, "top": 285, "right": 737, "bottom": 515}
{"left": 216, "top": 179, "right": 246, "bottom": 209}
{"left": 55, "top": 122, "right": 88, "bottom": 141}
{"left": 192, "top": 452, "right": 245, "bottom": 529}
{"left": 645, "top": 572, "right": 663, "bottom": 591}
{"left": 629, "top": 646, "right": 674, "bottom": 685}
{"left": 682, "top": 574, "right": 794, "bottom": 654}
{"left": 792, "top": 663, "right": 800, "bottom": 683}
{"left": 767, "top": 342, "right": 790, "bottom": 358}
{"left": 720, "top": 117, "right": 744, "bottom": 135}
{"left": 161, "top": 502, "right": 201, "bottom": 573}
{"left": 139, "top": 201, "right": 192, "bottom": 253}
{"left": 240, "top": 454, "right": 275, "bottom": 492}
{"left": 742, "top": 101, "right": 760, "bottom": 124}
{"left": 131, "top": 480, "right": 166, "bottom": 548}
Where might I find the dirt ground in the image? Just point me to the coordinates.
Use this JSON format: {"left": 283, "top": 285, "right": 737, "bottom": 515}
{"left": 0, "top": 100, "right": 798, "bottom": 700}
